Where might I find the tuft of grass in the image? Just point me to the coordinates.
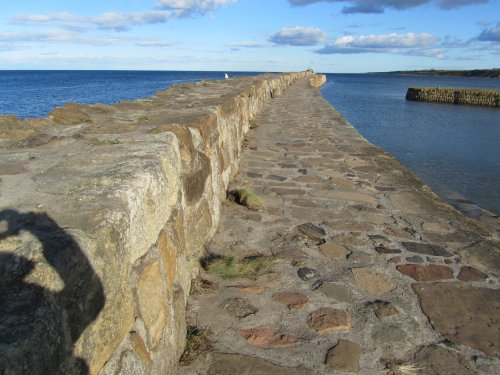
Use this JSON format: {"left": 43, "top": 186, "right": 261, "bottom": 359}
{"left": 110, "top": 139, "right": 121, "bottom": 145}
{"left": 205, "top": 255, "right": 272, "bottom": 280}
{"left": 179, "top": 326, "right": 212, "bottom": 366}
{"left": 387, "top": 362, "right": 423, "bottom": 375}
{"left": 228, "top": 188, "right": 263, "bottom": 211}
{"left": 138, "top": 115, "right": 149, "bottom": 121}
{"left": 190, "top": 277, "right": 217, "bottom": 295}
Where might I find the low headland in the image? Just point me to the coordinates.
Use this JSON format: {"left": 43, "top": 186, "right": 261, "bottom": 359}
{"left": 387, "top": 68, "right": 500, "bottom": 78}
{"left": 406, "top": 86, "right": 500, "bottom": 107}
{"left": 0, "top": 72, "right": 498, "bottom": 374}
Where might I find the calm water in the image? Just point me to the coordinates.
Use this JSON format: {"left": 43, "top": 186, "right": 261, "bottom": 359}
{"left": 1, "top": 70, "right": 499, "bottom": 215}
{"left": 321, "top": 74, "right": 500, "bottom": 215}
{"left": 0, "top": 70, "right": 260, "bottom": 119}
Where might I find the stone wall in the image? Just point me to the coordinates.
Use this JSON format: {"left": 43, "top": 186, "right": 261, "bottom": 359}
{"left": 0, "top": 71, "right": 312, "bottom": 374}
{"left": 406, "top": 87, "right": 500, "bottom": 107}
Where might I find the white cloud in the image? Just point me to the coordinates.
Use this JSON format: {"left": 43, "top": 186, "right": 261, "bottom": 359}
{"left": 316, "top": 32, "right": 441, "bottom": 56}
{"left": 0, "top": 30, "right": 122, "bottom": 46}
{"left": 269, "top": 26, "right": 327, "bottom": 46}
{"left": 227, "top": 41, "right": 267, "bottom": 48}
{"left": 156, "top": 0, "right": 239, "bottom": 16}
{"left": 13, "top": 11, "right": 172, "bottom": 32}
{"left": 135, "top": 39, "right": 174, "bottom": 47}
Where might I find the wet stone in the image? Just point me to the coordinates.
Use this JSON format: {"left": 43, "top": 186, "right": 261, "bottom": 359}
{"left": 397, "top": 264, "right": 454, "bottom": 282}
{"left": 372, "top": 300, "right": 398, "bottom": 319}
{"left": 457, "top": 266, "right": 487, "bottom": 281}
{"left": 272, "top": 292, "right": 309, "bottom": 309}
{"left": 375, "top": 246, "right": 402, "bottom": 254}
{"left": 403, "top": 242, "right": 452, "bottom": 257}
{"left": 325, "top": 340, "right": 361, "bottom": 373}
{"left": 298, "top": 267, "right": 319, "bottom": 281}
{"left": 309, "top": 307, "right": 351, "bottom": 334}
{"left": 413, "top": 283, "right": 500, "bottom": 358}
{"left": 317, "top": 282, "right": 352, "bottom": 303}
{"left": 319, "top": 241, "right": 350, "bottom": 260}
{"left": 238, "top": 326, "right": 298, "bottom": 348}
{"left": 221, "top": 298, "right": 258, "bottom": 319}
{"left": 406, "top": 255, "right": 424, "bottom": 264}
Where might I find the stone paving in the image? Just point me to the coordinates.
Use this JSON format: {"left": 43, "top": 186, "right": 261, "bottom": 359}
{"left": 178, "top": 78, "right": 500, "bottom": 374}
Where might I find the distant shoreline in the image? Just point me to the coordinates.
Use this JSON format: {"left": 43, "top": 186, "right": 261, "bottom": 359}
{"left": 381, "top": 69, "right": 500, "bottom": 78}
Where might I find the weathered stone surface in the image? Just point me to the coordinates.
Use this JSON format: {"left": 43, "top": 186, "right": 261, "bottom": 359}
{"left": 403, "top": 242, "right": 452, "bottom": 257}
{"left": 319, "top": 241, "right": 350, "bottom": 260}
{"left": 238, "top": 327, "right": 298, "bottom": 348}
{"left": 413, "top": 345, "right": 473, "bottom": 375}
{"left": 158, "top": 228, "right": 176, "bottom": 298}
{"left": 182, "top": 152, "right": 211, "bottom": 204}
{"left": 397, "top": 264, "right": 454, "bottom": 282}
{"left": 298, "top": 267, "right": 319, "bottom": 281}
{"left": 0, "top": 72, "right": 311, "bottom": 374}
{"left": 423, "top": 222, "right": 453, "bottom": 233}
{"left": 308, "top": 307, "right": 351, "bottom": 333}
{"left": 272, "top": 292, "right": 309, "bottom": 309}
{"left": 221, "top": 298, "right": 258, "bottom": 319}
{"left": 234, "top": 285, "right": 265, "bottom": 295}
{"left": 208, "top": 353, "right": 313, "bottom": 375}
{"left": 413, "top": 283, "right": 500, "bottom": 358}
{"left": 137, "top": 261, "right": 168, "bottom": 348}
{"left": 323, "top": 190, "right": 377, "bottom": 204}
{"left": 351, "top": 267, "right": 395, "bottom": 296}
{"left": 291, "top": 198, "right": 320, "bottom": 207}
{"left": 272, "top": 188, "right": 306, "bottom": 196}
{"left": 325, "top": 340, "right": 361, "bottom": 372}
{"left": 372, "top": 300, "right": 398, "bottom": 319}
{"left": 317, "top": 282, "right": 352, "bottom": 303}
{"left": 458, "top": 240, "right": 500, "bottom": 276}
{"left": 375, "top": 246, "right": 401, "bottom": 254}
{"left": 389, "top": 192, "right": 427, "bottom": 214}
{"left": 372, "top": 324, "right": 407, "bottom": 344}
{"left": 457, "top": 266, "right": 487, "bottom": 281}
{"left": 296, "top": 223, "right": 326, "bottom": 240}
{"left": 406, "top": 255, "right": 424, "bottom": 263}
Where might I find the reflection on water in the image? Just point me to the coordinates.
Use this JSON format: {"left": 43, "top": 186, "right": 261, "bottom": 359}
{"left": 321, "top": 74, "right": 500, "bottom": 216}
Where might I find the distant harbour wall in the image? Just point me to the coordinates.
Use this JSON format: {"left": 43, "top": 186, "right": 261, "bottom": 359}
{"left": 406, "top": 87, "right": 500, "bottom": 107}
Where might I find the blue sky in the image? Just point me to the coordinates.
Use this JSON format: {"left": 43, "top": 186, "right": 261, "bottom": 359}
{"left": 0, "top": 0, "right": 498, "bottom": 72}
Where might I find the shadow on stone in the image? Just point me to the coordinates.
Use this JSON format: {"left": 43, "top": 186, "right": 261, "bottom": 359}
{"left": 0, "top": 209, "right": 105, "bottom": 374}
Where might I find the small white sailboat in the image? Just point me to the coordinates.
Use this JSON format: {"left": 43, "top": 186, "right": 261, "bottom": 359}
{"left": 224, "top": 73, "right": 229, "bottom": 79}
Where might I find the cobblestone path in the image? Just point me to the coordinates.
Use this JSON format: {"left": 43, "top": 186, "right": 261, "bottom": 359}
{"left": 178, "top": 78, "right": 500, "bottom": 374}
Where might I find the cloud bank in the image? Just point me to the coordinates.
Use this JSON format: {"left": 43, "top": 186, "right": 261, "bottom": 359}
{"left": 269, "top": 26, "right": 327, "bottom": 46}
{"left": 316, "top": 32, "right": 444, "bottom": 58}
{"left": 288, "top": 0, "right": 489, "bottom": 14}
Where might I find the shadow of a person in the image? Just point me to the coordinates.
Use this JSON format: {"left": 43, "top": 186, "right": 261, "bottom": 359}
{"left": 0, "top": 209, "right": 105, "bottom": 374}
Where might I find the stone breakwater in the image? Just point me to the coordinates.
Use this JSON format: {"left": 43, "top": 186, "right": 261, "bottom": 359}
{"left": 0, "top": 71, "right": 313, "bottom": 374}
{"left": 179, "top": 78, "right": 500, "bottom": 374}
{"left": 406, "top": 87, "right": 500, "bottom": 107}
